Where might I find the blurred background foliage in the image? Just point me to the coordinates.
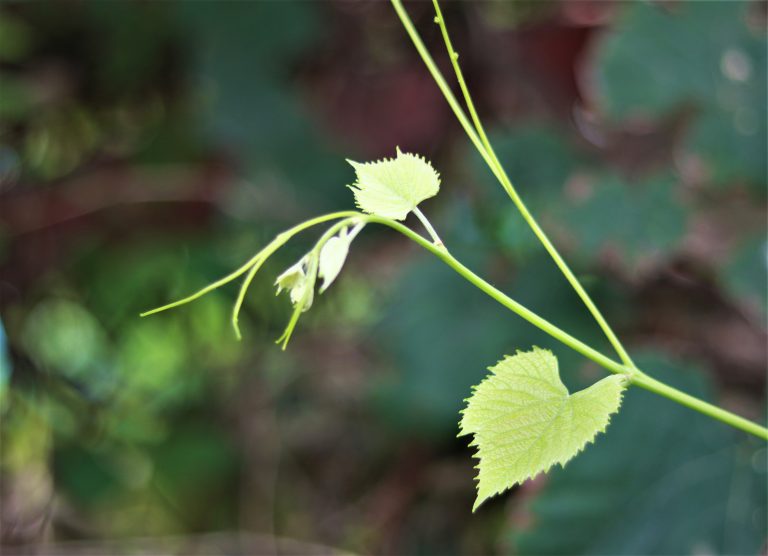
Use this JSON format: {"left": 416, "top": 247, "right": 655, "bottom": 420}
{"left": 0, "top": 1, "right": 765, "bottom": 555}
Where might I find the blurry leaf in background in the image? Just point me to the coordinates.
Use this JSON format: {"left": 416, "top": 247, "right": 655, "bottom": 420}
{"left": 595, "top": 1, "right": 767, "bottom": 187}
{"left": 0, "top": 13, "right": 33, "bottom": 62}
{"left": 510, "top": 352, "right": 767, "bottom": 555}
{"left": 50, "top": 407, "right": 240, "bottom": 537}
{"left": 24, "top": 105, "right": 101, "bottom": 180}
{"left": 176, "top": 2, "right": 351, "bottom": 212}
{"left": 21, "top": 299, "right": 112, "bottom": 397}
{"left": 469, "top": 125, "right": 589, "bottom": 256}
{"left": 0, "top": 395, "right": 55, "bottom": 534}
{"left": 82, "top": 2, "right": 177, "bottom": 98}
{"left": 0, "top": 319, "right": 10, "bottom": 402}
{"left": 477, "top": 126, "right": 586, "bottom": 204}
{"left": 721, "top": 234, "right": 768, "bottom": 318}
{"left": 476, "top": 0, "right": 559, "bottom": 29}
{"left": 115, "top": 319, "right": 187, "bottom": 404}
{"left": 369, "top": 209, "right": 623, "bottom": 439}
{"left": 466, "top": 126, "right": 688, "bottom": 273}
{"left": 370, "top": 254, "right": 514, "bottom": 438}
{"left": 54, "top": 444, "right": 126, "bottom": 507}
{"left": 499, "top": 253, "right": 622, "bottom": 377}
{"left": 0, "top": 75, "right": 35, "bottom": 124}
{"left": 369, "top": 211, "right": 516, "bottom": 438}
{"left": 149, "top": 419, "right": 239, "bottom": 526}
{"left": 558, "top": 172, "right": 686, "bottom": 268}
{"left": 2, "top": 399, "right": 52, "bottom": 480}
{"left": 0, "top": 2, "right": 191, "bottom": 184}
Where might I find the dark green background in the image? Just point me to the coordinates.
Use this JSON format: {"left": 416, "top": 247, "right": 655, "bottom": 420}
{"left": 1, "top": 1, "right": 765, "bottom": 554}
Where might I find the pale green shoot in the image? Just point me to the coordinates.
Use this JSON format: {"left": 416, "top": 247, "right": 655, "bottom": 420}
{"left": 140, "top": 211, "right": 359, "bottom": 338}
{"left": 140, "top": 2, "right": 768, "bottom": 513}
{"left": 319, "top": 222, "right": 365, "bottom": 293}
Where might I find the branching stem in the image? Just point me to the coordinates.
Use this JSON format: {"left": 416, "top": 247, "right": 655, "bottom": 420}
{"left": 141, "top": 202, "right": 768, "bottom": 440}
{"left": 393, "top": 0, "right": 636, "bottom": 370}
{"left": 141, "top": 2, "right": 768, "bottom": 442}
{"left": 391, "top": 0, "right": 767, "bottom": 439}
{"left": 368, "top": 215, "right": 628, "bottom": 376}
{"left": 141, "top": 211, "right": 359, "bottom": 321}
{"left": 364, "top": 215, "right": 768, "bottom": 440}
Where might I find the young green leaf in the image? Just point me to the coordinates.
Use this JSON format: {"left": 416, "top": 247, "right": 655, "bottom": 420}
{"left": 460, "top": 347, "right": 625, "bottom": 511}
{"left": 275, "top": 258, "right": 306, "bottom": 295}
{"left": 318, "top": 227, "right": 349, "bottom": 293}
{"left": 275, "top": 254, "right": 319, "bottom": 350}
{"left": 318, "top": 231, "right": 348, "bottom": 293}
{"left": 347, "top": 147, "right": 440, "bottom": 220}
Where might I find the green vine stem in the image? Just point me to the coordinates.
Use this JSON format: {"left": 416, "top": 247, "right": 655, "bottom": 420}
{"left": 140, "top": 3, "right": 767, "bottom": 441}
{"left": 364, "top": 215, "right": 768, "bottom": 440}
{"left": 140, "top": 204, "right": 768, "bottom": 439}
{"left": 391, "top": 0, "right": 636, "bottom": 370}
{"left": 368, "top": 216, "right": 628, "bottom": 377}
{"left": 631, "top": 373, "right": 768, "bottom": 440}
{"left": 390, "top": 0, "right": 766, "bottom": 439}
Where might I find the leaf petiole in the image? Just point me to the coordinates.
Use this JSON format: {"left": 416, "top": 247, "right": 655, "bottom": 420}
{"left": 412, "top": 206, "right": 444, "bottom": 248}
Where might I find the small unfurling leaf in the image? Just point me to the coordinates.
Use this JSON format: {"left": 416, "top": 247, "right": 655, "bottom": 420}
{"left": 318, "top": 224, "right": 364, "bottom": 293}
{"left": 274, "top": 254, "right": 319, "bottom": 350}
{"left": 275, "top": 255, "right": 314, "bottom": 312}
{"left": 275, "top": 259, "right": 306, "bottom": 295}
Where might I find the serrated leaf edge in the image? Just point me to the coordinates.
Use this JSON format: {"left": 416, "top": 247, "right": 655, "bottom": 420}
{"left": 459, "top": 347, "right": 626, "bottom": 511}
{"left": 345, "top": 147, "right": 441, "bottom": 220}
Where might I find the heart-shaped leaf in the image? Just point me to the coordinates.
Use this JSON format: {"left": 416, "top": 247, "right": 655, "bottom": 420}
{"left": 347, "top": 148, "right": 440, "bottom": 220}
{"left": 459, "top": 347, "right": 625, "bottom": 511}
